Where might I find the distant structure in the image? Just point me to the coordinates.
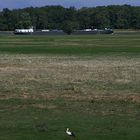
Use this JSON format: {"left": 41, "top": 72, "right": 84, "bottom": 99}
{"left": 84, "top": 29, "right": 92, "bottom": 31}
{"left": 14, "top": 26, "right": 34, "bottom": 35}
{"left": 41, "top": 29, "right": 50, "bottom": 32}
{"left": 74, "top": 28, "right": 113, "bottom": 35}
{"left": 14, "top": 27, "right": 113, "bottom": 35}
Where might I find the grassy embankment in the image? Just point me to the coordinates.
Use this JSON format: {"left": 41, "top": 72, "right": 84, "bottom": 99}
{"left": 0, "top": 34, "right": 140, "bottom": 140}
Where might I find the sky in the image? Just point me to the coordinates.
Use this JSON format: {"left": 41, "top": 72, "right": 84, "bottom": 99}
{"left": 0, "top": 0, "right": 140, "bottom": 9}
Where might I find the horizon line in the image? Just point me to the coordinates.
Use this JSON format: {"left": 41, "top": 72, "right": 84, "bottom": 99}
{"left": 0, "top": 4, "right": 140, "bottom": 11}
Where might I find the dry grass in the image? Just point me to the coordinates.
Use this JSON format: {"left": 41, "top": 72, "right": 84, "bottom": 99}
{"left": 0, "top": 54, "right": 140, "bottom": 102}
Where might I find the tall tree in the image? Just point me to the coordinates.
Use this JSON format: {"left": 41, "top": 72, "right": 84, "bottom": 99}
{"left": 15, "top": 12, "right": 32, "bottom": 28}
{"left": 0, "top": 5, "right": 140, "bottom": 30}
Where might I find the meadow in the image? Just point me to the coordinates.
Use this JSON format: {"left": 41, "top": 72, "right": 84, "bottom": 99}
{"left": 0, "top": 34, "right": 140, "bottom": 140}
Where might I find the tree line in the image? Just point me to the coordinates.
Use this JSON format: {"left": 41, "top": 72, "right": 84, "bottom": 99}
{"left": 0, "top": 5, "right": 140, "bottom": 31}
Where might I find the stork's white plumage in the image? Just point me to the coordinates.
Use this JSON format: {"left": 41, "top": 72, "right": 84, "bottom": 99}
{"left": 66, "top": 128, "right": 76, "bottom": 137}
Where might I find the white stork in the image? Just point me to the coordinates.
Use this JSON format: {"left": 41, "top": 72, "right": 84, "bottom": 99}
{"left": 66, "top": 128, "right": 76, "bottom": 137}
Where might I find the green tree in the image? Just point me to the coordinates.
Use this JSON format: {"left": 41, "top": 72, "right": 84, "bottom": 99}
{"left": 131, "top": 7, "right": 140, "bottom": 29}
{"left": 16, "top": 12, "right": 32, "bottom": 29}
{"left": 0, "top": 5, "right": 140, "bottom": 30}
{"left": 62, "top": 21, "right": 78, "bottom": 34}
{"left": 2, "top": 8, "right": 13, "bottom": 30}
{"left": 90, "top": 7, "right": 110, "bottom": 29}
{"left": 77, "top": 8, "right": 91, "bottom": 29}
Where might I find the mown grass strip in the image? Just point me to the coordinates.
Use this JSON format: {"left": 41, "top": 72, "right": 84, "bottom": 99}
{"left": 0, "top": 45, "right": 140, "bottom": 55}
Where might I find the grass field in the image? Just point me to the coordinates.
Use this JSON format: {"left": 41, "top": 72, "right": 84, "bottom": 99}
{"left": 0, "top": 34, "right": 140, "bottom": 140}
